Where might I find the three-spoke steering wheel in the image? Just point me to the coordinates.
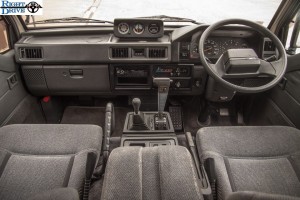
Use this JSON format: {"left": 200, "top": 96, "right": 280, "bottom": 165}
{"left": 199, "top": 19, "right": 287, "bottom": 93}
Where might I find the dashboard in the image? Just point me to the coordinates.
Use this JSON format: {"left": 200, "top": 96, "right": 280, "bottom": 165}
{"left": 15, "top": 19, "right": 275, "bottom": 96}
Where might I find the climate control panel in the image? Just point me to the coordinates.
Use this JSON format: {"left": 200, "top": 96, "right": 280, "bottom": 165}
{"left": 110, "top": 64, "right": 199, "bottom": 91}
{"left": 153, "top": 65, "right": 191, "bottom": 77}
{"left": 152, "top": 65, "right": 192, "bottom": 90}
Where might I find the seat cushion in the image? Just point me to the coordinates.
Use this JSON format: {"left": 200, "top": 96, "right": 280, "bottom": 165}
{"left": 196, "top": 126, "right": 300, "bottom": 200}
{"left": 28, "top": 188, "right": 79, "bottom": 200}
{"left": 227, "top": 191, "right": 300, "bottom": 200}
{"left": 101, "top": 146, "right": 203, "bottom": 200}
{"left": 0, "top": 124, "right": 102, "bottom": 200}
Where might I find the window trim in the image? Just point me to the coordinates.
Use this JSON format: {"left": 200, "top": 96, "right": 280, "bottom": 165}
{"left": 0, "top": 17, "right": 11, "bottom": 54}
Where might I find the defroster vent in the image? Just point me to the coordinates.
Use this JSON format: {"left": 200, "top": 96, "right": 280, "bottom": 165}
{"left": 111, "top": 48, "right": 129, "bottom": 58}
{"left": 149, "top": 48, "right": 166, "bottom": 58}
{"left": 20, "top": 47, "right": 43, "bottom": 59}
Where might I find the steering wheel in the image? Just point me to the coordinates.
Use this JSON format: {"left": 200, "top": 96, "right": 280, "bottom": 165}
{"left": 199, "top": 19, "right": 287, "bottom": 93}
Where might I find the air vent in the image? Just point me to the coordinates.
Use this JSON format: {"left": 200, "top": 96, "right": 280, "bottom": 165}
{"left": 111, "top": 48, "right": 129, "bottom": 58}
{"left": 20, "top": 47, "right": 43, "bottom": 59}
{"left": 264, "top": 41, "right": 276, "bottom": 51}
{"left": 149, "top": 48, "right": 166, "bottom": 58}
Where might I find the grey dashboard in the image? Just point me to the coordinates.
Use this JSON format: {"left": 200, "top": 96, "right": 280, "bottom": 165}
{"left": 14, "top": 24, "right": 273, "bottom": 96}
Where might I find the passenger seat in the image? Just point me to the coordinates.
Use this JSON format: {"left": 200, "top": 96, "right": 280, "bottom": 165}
{"left": 0, "top": 124, "right": 103, "bottom": 200}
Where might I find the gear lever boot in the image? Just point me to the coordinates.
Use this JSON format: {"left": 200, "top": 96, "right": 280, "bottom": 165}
{"left": 129, "top": 98, "right": 150, "bottom": 130}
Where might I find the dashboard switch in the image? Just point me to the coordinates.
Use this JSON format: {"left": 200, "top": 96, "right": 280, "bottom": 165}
{"left": 175, "top": 81, "right": 181, "bottom": 88}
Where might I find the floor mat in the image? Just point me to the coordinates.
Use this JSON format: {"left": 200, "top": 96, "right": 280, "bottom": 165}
{"left": 61, "top": 106, "right": 131, "bottom": 136}
{"left": 181, "top": 97, "right": 202, "bottom": 135}
{"left": 61, "top": 106, "right": 105, "bottom": 126}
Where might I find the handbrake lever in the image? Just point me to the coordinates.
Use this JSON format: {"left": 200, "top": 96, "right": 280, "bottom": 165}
{"left": 103, "top": 102, "right": 114, "bottom": 158}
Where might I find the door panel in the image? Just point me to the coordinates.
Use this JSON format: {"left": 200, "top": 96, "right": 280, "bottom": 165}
{"left": 0, "top": 50, "right": 28, "bottom": 125}
{"left": 255, "top": 54, "right": 300, "bottom": 128}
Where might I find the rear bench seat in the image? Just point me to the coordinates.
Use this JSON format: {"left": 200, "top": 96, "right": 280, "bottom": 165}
{"left": 0, "top": 124, "right": 102, "bottom": 200}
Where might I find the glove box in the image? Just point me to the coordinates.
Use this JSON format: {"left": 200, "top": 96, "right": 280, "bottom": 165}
{"left": 44, "top": 65, "right": 110, "bottom": 93}
{"left": 22, "top": 65, "right": 110, "bottom": 95}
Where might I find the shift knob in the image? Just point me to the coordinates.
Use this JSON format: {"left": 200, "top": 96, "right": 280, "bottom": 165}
{"left": 132, "top": 98, "right": 141, "bottom": 115}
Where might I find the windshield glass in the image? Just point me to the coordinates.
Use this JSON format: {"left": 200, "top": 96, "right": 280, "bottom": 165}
{"left": 24, "top": 0, "right": 282, "bottom": 28}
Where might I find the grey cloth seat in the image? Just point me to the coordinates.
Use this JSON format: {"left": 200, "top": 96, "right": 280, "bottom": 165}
{"left": 28, "top": 188, "right": 80, "bottom": 200}
{"left": 196, "top": 126, "right": 300, "bottom": 200}
{"left": 101, "top": 146, "right": 204, "bottom": 200}
{"left": 0, "top": 124, "right": 103, "bottom": 200}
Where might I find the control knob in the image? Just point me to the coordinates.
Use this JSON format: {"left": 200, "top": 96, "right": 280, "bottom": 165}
{"left": 175, "top": 81, "right": 181, "bottom": 88}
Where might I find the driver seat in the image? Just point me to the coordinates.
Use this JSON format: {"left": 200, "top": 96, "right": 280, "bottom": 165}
{"left": 196, "top": 126, "right": 300, "bottom": 200}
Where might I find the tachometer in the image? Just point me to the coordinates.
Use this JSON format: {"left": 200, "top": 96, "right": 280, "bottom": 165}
{"left": 204, "top": 39, "right": 219, "bottom": 56}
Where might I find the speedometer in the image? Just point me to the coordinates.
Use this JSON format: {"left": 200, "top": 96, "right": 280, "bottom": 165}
{"left": 204, "top": 39, "right": 219, "bottom": 56}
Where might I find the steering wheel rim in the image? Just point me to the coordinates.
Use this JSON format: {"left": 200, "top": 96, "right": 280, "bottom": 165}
{"left": 199, "top": 19, "right": 287, "bottom": 93}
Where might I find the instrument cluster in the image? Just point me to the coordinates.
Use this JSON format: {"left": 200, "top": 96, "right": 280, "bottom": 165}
{"left": 188, "top": 37, "right": 249, "bottom": 60}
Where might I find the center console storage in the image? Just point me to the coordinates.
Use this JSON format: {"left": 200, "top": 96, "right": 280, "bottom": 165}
{"left": 113, "top": 65, "right": 151, "bottom": 89}
{"left": 121, "top": 135, "right": 178, "bottom": 147}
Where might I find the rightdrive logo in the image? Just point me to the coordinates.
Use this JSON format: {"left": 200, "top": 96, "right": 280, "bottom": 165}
{"left": 1, "top": 0, "right": 43, "bottom": 15}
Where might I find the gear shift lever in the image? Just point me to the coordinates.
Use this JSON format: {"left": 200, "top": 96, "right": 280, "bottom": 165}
{"left": 132, "top": 98, "right": 141, "bottom": 115}
{"left": 153, "top": 78, "right": 172, "bottom": 118}
{"left": 129, "top": 98, "right": 149, "bottom": 130}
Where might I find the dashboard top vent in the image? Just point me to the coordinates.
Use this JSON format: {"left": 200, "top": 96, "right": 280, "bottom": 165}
{"left": 264, "top": 40, "right": 276, "bottom": 51}
{"left": 111, "top": 48, "right": 129, "bottom": 58}
{"left": 149, "top": 48, "right": 166, "bottom": 58}
{"left": 20, "top": 47, "right": 43, "bottom": 59}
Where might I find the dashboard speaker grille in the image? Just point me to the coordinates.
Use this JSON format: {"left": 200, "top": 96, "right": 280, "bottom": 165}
{"left": 149, "top": 48, "right": 166, "bottom": 58}
{"left": 22, "top": 68, "right": 46, "bottom": 86}
{"left": 111, "top": 48, "right": 129, "bottom": 58}
{"left": 20, "top": 47, "right": 43, "bottom": 59}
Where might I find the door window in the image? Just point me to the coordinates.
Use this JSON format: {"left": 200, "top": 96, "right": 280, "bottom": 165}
{"left": 0, "top": 17, "right": 10, "bottom": 53}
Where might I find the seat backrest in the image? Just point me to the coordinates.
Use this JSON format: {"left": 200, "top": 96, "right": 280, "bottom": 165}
{"left": 101, "top": 146, "right": 204, "bottom": 200}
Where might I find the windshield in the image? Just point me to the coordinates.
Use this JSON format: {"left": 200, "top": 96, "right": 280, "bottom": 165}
{"left": 24, "top": 0, "right": 282, "bottom": 28}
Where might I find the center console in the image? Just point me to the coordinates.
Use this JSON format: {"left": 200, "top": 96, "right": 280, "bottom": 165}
{"left": 111, "top": 64, "right": 194, "bottom": 91}
{"left": 120, "top": 77, "right": 179, "bottom": 147}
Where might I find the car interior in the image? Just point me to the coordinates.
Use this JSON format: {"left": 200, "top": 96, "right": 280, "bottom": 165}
{"left": 0, "top": 0, "right": 300, "bottom": 199}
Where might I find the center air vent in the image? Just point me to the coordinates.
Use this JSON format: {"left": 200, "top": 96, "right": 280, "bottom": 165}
{"left": 111, "top": 48, "right": 129, "bottom": 58}
{"left": 20, "top": 47, "right": 43, "bottom": 59}
{"left": 149, "top": 48, "right": 166, "bottom": 58}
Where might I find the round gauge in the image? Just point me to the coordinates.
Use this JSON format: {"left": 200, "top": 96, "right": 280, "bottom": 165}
{"left": 204, "top": 39, "right": 219, "bottom": 56}
{"left": 148, "top": 23, "right": 160, "bottom": 34}
{"left": 133, "top": 23, "right": 144, "bottom": 34}
{"left": 118, "top": 23, "right": 129, "bottom": 35}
